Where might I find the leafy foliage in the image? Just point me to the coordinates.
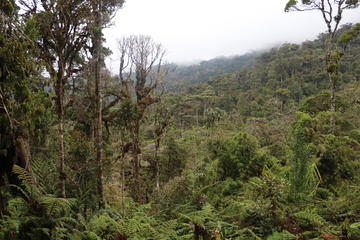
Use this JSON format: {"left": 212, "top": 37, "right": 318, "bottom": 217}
{"left": 1, "top": 2, "right": 360, "bottom": 239}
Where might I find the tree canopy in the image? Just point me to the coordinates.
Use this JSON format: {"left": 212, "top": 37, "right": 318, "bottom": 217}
{"left": 0, "top": 1, "right": 360, "bottom": 239}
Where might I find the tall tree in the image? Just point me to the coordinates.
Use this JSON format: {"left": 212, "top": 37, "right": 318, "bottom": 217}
{"left": 90, "top": 0, "right": 124, "bottom": 208}
{"left": 20, "top": 0, "right": 93, "bottom": 197}
{"left": 117, "top": 35, "right": 166, "bottom": 202}
{"left": 285, "top": 0, "right": 359, "bottom": 133}
{"left": 0, "top": 0, "right": 49, "bottom": 210}
{"left": 91, "top": 0, "right": 105, "bottom": 210}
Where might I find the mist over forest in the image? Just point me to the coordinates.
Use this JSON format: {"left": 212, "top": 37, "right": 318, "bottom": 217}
{"left": 1, "top": 0, "right": 360, "bottom": 240}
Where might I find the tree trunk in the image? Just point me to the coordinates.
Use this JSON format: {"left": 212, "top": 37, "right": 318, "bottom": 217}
{"left": 154, "top": 137, "right": 160, "bottom": 191}
{"left": 121, "top": 157, "right": 125, "bottom": 216}
{"left": 329, "top": 72, "right": 337, "bottom": 135}
{"left": 325, "top": 36, "right": 337, "bottom": 135}
{"left": 94, "top": 0, "right": 104, "bottom": 208}
{"left": 0, "top": 190, "right": 4, "bottom": 217}
{"left": 194, "top": 224, "right": 212, "bottom": 240}
{"left": 132, "top": 151, "right": 140, "bottom": 202}
{"left": 325, "top": 33, "right": 340, "bottom": 135}
{"left": 57, "top": 78, "right": 66, "bottom": 198}
{"left": 131, "top": 124, "right": 141, "bottom": 202}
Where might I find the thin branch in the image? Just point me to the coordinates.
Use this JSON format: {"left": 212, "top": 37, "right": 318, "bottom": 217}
{"left": 0, "top": 89, "right": 16, "bottom": 131}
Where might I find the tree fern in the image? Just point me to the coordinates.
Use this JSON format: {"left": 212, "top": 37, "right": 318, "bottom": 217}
{"left": 289, "top": 112, "right": 320, "bottom": 200}
{"left": 12, "top": 165, "right": 36, "bottom": 186}
{"left": 87, "top": 215, "right": 123, "bottom": 240}
{"left": 12, "top": 164, "right": 41, "bottom": 198}
{"left": 178, "top": 203, "right": 216, "bottom": 226}
{"left": 38, "top": 196, "right": 76, "bottom": 217}
{"left": 30, "top": 153, "right": 58, "bottom": 194}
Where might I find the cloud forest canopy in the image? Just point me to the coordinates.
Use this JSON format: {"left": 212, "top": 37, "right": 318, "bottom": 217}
{"left": 0, "top": 1, "right": 360, "bottom": 239}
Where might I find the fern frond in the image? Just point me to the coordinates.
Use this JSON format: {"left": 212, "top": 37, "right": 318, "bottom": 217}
{"left": 30, "top": 154, "right": 57, "bottom": 193}
{"left": 38, "top": 195, "right": 75, "bottom": 217}
{"left": 306, "top": 161, "right": 322, "bottom": 194}
{"left": 6, "top": 197, "right": 29, "bottom": 217}
{"left": 267, "top": 230, "right": 296, "bottom": 240}
{"left": 12, "top": 164, "right": 41, "bottom": 197}
{"left": 12, "top": 164, "right": 36, "bottom": 185}
{"left": 221, "top": 200, "right": 256, "bottom": 221}
{"left": 54, "top": 216, "right": 78, "bottom": 225}
{"left": 8, "top": 184, "right": 32, "bottom": 200}
{"left": 294, "top": 208, "right": 326, "bottom": 228}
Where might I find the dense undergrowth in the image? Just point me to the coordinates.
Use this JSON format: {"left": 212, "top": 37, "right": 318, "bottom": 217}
{"left": 1, "top": 1, "right": 360, "bottom": 239}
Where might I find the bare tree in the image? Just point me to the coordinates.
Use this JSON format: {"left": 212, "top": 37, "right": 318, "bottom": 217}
{"left": 117, "top": 35, "right": 166, "bottom": 202}
{"left": 285, "top": 0, "right": 359, "bottom": 133}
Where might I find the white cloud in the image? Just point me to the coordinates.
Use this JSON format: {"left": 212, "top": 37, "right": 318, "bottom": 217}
{"left": 104, "top": 0, "right": 360, "bottom": 73}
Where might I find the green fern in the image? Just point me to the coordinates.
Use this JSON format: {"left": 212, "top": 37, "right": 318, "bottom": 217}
{"left": 267, "top": 230, "right": 296, "bottom": 240}
{"left": 87, "top": 215, "right": 123, "bottom": 240}
{"left": 38, "top": 195, "right": 76, "bottom": 217}
{"left": 349, "top": 222, "right": 360, "bottom": 240}
{"left": 294, "top": 208, "right": 326, "bottom": 228}
{"left": 221, "top": 200, "right": 257, "bottom": 221}
{"left": 6, "top": 197, "right": 28, "bottom": 217}
{"left": 30, "top": 153, "right": 58, "bottom": 193}
{"left": 12, "top": 164, "right": 41, "bottom": 196}
{"left": 178, "top": 203, "right": 216, "bottom": 226}
{"left": 12, "top": 165, "right": 35, "bottom": 184}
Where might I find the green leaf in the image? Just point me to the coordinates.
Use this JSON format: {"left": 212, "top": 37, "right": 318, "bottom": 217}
{"left": 285, "top": 0, "right": 297, "bottom": 12}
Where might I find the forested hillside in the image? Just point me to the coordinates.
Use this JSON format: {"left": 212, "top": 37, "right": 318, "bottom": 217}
{"left": 1, "top": 0, "right": 360, "bottom": 240}
{"left": 165, "top": 53, "right": 259, "bottom": 91}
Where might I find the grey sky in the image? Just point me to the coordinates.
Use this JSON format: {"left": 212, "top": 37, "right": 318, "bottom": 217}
{"left": 104, "top": 0, "right": 360, "bottom": 72}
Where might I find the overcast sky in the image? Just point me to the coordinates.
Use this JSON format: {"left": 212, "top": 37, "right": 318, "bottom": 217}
{"left": 103, "top": 0, "right": 360, "bottom": 72}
